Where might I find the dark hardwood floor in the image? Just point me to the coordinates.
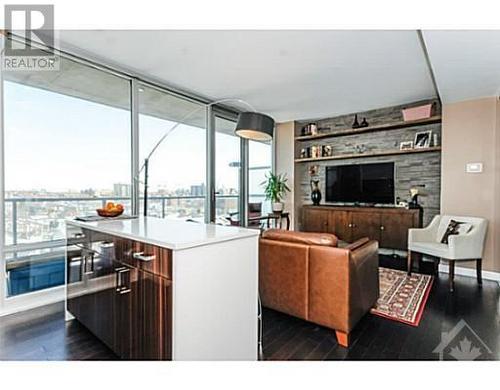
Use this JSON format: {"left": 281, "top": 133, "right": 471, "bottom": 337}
{"left": 0, "top": 303, "right": 116, "bottom": 360}
{"left": 263, "top": 257, "right": 500, "bottom": 360}
{"left": 1, "top": 257, "right": 499, "bottom": 361}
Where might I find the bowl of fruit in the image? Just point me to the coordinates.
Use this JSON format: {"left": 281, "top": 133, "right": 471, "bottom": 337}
{"left": 97, "top": 202, "right": 124, "bottom": 218}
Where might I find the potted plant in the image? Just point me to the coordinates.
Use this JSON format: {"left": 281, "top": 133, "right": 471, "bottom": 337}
{"left": 261, "top": 172, "right": 291, "bottom": 213}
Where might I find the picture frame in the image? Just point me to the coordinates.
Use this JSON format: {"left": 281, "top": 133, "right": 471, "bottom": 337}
{"left": 400, "top": 141, "right": 414, "bottom": 150}
{"left": 414, "top": 130, "right": 432, "bottom": 149}
{"left": 308, "top": 165, "right": 319, "bottom": 176}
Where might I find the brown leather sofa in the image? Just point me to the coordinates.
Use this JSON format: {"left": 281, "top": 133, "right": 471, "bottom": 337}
{"left": 259, "top": 229, "right": 379, "bottom": 347}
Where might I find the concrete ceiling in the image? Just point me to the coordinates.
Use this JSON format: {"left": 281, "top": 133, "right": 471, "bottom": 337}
{"left": 4, "top": 54, "right": 207, "bottom": 130}
{"left": 422, "top": 30, "right": 500, "bottom": 103}
{"left": 55, "top": 30, "right": 438, "bottom": 122}
{"left": 15, "top": 30, "right": 500, "bottom": 123}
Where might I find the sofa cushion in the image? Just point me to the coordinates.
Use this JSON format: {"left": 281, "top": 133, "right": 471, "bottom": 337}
{"left": 261, "top": 229, "right": 338, "bottom": 247}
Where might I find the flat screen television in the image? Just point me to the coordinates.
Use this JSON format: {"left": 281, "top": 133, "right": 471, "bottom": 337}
{"left": 325, "top": 162, "right": 395, "bottom": 205}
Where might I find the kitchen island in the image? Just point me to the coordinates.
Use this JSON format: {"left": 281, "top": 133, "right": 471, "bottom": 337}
{"left": 65, "top": 217, "right": 260, "bottom": 360}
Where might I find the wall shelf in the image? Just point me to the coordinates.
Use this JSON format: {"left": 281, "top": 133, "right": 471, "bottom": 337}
{"left": 295, "top": 115, "right": 442, "bottom": 142}
{"left": 295, "top": 146, "right": 442, "bottom": 163}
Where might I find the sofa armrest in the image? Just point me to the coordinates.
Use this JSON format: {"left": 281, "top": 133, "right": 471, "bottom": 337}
{"left": 409, "top": 215, "right": 440, "bottom": 245}
{"left": 344, "top": 237, "right": 370, "bottom": 251}
{"left": 347, "top": 240, "right": 379, "bottom": 329}
{"left": 308, "top": 240, "right": 379, "bottom": 333}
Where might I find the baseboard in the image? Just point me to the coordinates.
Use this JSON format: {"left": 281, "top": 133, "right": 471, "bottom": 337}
{"left": 438, "top": 263, "right": 500, "bottom": 283}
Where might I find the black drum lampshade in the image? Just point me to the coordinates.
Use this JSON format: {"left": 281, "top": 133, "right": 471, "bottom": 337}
{"left": 235, "top": 112, "right": 275, "bottom": 141}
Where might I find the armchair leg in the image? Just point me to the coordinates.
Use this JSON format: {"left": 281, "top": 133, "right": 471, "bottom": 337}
{"left": 476, "top": 259, "right": 483, "bottom": 286}
{"left": 435, "top": 258, "right": 441, "bottom": 275}
{"left": 449, "top": 260, "right": 455, "bottom": 292}
{"left": 407, "top": 250, "right": 413, "bottom": 275}
{"left": 335, "top": 331, "right": 349, "bottom": 348}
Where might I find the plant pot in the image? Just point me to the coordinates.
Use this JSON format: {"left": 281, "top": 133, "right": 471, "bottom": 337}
{"left": 272, "top": 202, "right": 284, "bottom": 213}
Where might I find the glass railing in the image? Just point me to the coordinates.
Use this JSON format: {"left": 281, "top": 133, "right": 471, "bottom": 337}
{"left": 3, "top": 194, "right": 266, "bottom": 297}
{"left": 4, "top": 194, "right": 266, "bottom": 246}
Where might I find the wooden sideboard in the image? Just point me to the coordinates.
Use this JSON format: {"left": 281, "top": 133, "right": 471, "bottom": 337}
{"left": 302, "top": 205, "right": 422, "bottom": 250}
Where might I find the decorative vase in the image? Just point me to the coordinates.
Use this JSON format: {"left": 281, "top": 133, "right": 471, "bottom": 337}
{"left": 352, "top": 114, "right": 360, "bottom": 129}
{"left": 310, "top": 180, "right": 322, "bottom": 205}
{"left": 272, "top": 202, "right": 284, "bottom": 213}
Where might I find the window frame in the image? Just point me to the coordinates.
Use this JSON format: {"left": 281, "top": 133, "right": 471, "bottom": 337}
{"left": 0, "top": 33, "right": 273, "bottom": 315}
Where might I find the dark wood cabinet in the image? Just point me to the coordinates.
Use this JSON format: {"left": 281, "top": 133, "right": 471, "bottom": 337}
{"left": 328, "top": 210, "right": 351, "bottom": 240}
{"left": 301, "top": 206, "right": 421, "bottom": 250}
{"left": 134, "top": 271, "right": 172, "bottom": 359}
{"left": 379, "top": 212, "right": 416, "bottom": 250}
{"left": 66, "top": 228, "right": 172, "bottom": 360}
{"left": 351, "top": 212, "right": 382, "bottom": 242}
{"left": 302, "top": 208, "right": 330, "bottom": 233}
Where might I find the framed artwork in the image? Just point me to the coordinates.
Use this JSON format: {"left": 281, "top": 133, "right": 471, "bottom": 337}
{"left": 414, "top": 130, "right": 432, "bottom": 148}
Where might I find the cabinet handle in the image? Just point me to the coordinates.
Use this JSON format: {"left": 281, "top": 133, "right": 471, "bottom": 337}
{"left": 73, "top": 233, "right": 85, "bottom": 239}
{"left": 133, "top": 252, "right": 156, "bottom": 262}
{"left": 115, "top": 267, "right": 129, "bottom": 292}
{"left": 83, "top": 253, "right": 94, "bottom": 275}
{"left": 100, "top": 241, "right": 114, "bottom": 249}
{"left": 380, "top": 225, "right": 385, "bottom": 231}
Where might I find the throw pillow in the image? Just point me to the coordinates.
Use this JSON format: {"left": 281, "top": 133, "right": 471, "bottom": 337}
{"left": 456, "top": 222, "right": 473, "bottom": 236}
{"left": 440, "top": 220, "right": 473, "bottom": 244}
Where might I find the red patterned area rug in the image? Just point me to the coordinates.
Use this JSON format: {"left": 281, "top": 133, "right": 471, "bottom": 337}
{"left": 370, "top": 267, "right": 434, "bottom": 327}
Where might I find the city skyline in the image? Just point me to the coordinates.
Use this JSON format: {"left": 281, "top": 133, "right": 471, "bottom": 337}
{"left": 4, "top": 182, "right": 234, "bottom": 197}
{"left": 2, "top": 77, "right": 272, "bottom": 249}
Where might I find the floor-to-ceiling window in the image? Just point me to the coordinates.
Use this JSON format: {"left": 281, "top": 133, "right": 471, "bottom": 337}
{"left": 248, "top": 139, "right": 273, "bottom": 215}
{"left": 214, "top": 116, "right": 241, "bottom": 225}
{"left": 0, "top": 36, "right": 274, "bottom": 313}
{"left": 138, "top": 83, "right": 207, "bottom": 221}
{"left": 2, "top": 51, "right": 131, "bottom": 299}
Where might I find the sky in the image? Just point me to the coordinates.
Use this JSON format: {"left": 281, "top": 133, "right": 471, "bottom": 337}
{"left": 4, "top": 80, "right": 271, "bottom": 194}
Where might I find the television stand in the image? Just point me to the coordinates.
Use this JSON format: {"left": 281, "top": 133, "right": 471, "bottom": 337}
{"left": 301, "top": 205, "right": 422, "bottom": 251}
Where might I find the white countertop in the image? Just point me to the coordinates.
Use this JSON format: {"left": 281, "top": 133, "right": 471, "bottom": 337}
{"left": 66, "top": 217, "right": 260, "bottom": 250}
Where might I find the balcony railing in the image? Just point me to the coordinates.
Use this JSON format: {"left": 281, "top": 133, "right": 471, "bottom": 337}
{"left": 4, "top": 194, "right": 266, "bottom": 252}
{"left": 3, "top": 194, "right": 266, "bottom": 297}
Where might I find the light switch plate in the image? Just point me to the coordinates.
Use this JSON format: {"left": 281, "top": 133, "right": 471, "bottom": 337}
{"left": 466, "top": 162, "right": 483, "bottom": 173}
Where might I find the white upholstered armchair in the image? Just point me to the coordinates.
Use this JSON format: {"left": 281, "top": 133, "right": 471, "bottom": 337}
{"left": 408, "top": 215, "right": 488, "bottom": 292}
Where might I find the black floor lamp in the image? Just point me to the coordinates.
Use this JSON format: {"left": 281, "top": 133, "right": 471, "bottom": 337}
{"left": 137, "top": 99, "right": 274, "bottom": 360}
{"left": 138, "top": 99, "right": 275, "bottom": 217}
